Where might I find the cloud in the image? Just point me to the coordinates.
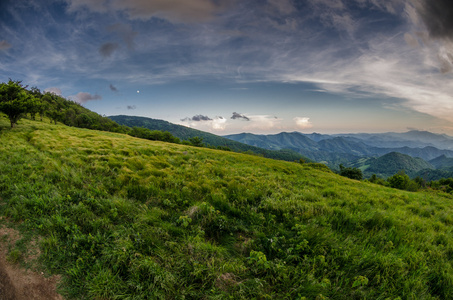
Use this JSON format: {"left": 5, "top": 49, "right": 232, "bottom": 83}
{"left": 66, "top": 0, "right": 228, "bottom": 23}
{"left": 191, "top": 114, "right": 213, "bottom": 121}
{"left": 404, "top": 33, "right": 419, "bottom": 47}
{"left": 243, "top": 115, "right": 282, "bottom": 131}
{"left": 294, "top": 117, "right": 313, "bottom": 130}
{"left": 231, "top": 112, "right": 250, "bottom": 121}
{"left": 108, "top": 23, "right": 138, "bottom": 49}
{"left": 267, "top": 0, "right": 296, "bottom": 15}
{"left": 127, "top": 105, "right": 136, "bottom": 110}
{"left": 44, "top": 87, "right": 62, "bottom": 96}
{"left": 180, "top": 115, "right": 226, "bottom": 131}
{"left": 112, "top": 0, "right": 228, "bottom": 23}
{"left": 409, "top": 0, "right": 453, "bottom": 73}
{"left": 0, "top": 40, "right": 11, "bottom": 50}
{"left": 415, "top": 0, "right": 453, "bottom": 41}
{"left": 109, "top": 84, "right": 118, "bottom": 92}
{"left": 66, "top": 0, "right": 108, "bottom": 13}
{"left": 71, "top": 92, "right": 102, "bottom": 104}
{"left": 99, "top": 42, "right": 119, "bottom": 57}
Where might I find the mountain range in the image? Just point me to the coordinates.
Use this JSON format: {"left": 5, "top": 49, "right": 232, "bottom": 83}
{"left": 224, "top": 131, "right": 453, "bottom": 179}
{"left": 109, "top": 115, "right": 453, "bottom": 180}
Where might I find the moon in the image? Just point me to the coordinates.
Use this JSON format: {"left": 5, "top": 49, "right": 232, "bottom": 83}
{"left": 137, "top": 90, "right": 140, "bottom": 93}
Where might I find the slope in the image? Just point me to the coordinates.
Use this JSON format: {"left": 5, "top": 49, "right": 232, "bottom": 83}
{"left": 109, "top": 115, "right": 306, "bottom": 162}
{"left": 1, "top": 118, "right": 453, "bottom": 298}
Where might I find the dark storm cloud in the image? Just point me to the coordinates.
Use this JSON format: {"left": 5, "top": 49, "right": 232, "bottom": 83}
{"left": 231, "top": 112, "right": 250, "bottom": 121}
{"left": 99, "top": 42, "right": 119, "bottom": 57}
{"left": 192, "top": 114, "right": 212, "bottom": 121}
{"left": 416, "top": 0, "right": 453, "bottom": 41}
{"left": 181, "top": 115, "right": 213, "bottom": 122}
{"left": 127, "top": 105, "right": 136, "bottom": 110}
{"left": 109, "top": 84, "right": 118, "bottom": 92}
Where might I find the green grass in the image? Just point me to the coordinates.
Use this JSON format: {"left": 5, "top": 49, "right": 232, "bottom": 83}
{"left": 2, "top": 115, "right": 453, "bottom": 299}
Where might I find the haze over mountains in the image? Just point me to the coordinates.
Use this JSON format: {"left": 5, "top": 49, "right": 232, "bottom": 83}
{"left": 110, "top": 115, "right": 453, "bottom": 180}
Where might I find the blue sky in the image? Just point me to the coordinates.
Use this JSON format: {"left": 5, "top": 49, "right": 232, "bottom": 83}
{"left": 1, "top": 0, "right": 453, "bottom": 134}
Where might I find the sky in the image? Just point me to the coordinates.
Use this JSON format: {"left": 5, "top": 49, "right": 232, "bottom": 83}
{"left": 1, "top": 0, "right": 453, "bottom": 135}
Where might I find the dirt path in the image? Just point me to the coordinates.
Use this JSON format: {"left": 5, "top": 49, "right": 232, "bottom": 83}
{"left": 0, "top": 226, "right": 64, "bottom": 300}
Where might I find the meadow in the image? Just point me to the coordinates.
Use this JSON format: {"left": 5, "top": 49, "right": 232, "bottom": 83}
{"left": 1, "top": 116, "right": 453, "bottom": 299}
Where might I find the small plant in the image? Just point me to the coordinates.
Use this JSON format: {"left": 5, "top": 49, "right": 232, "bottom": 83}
{"left": 7, "top": 248, "right": 23, "bottom": 264}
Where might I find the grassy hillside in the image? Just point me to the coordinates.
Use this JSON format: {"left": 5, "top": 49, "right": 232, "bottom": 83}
{"left": 109, "top": 115, "right": 307, "bottom": 162}
{"left": 2, "top": 116, "right": 453, "bottom": 299}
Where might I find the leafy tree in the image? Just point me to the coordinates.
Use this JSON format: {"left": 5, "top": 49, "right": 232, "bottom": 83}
{"left": 339, "top": 164, "right": 363, "bottom": 180}
{"left": 387, "top": 171, "right": 419, "bottom": 192}
{"left": 0, "top": 80, "right": 36, "bottom": 127}
{"left": 188, "top": 136, "right": 204, "bottom": 147}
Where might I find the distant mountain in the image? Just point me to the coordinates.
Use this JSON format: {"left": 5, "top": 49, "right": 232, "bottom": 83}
{"left": 429, "top": 155, "right": 453, "bottom": 169}
{"left": 365, "top": 152, "right": 434, "bottom": 178}
{"left": 335, "top": 130, "right": 453, "bottom": 150}
{"left": 369, "top": 146, "right": 453, "bottom": 161}
{"left": 109, "top": 115, "right": 308, "bottom": 162}
{"left": 317, "top": 137, "right": 373, "bottom": 156}
{"left": 225, "top": 131, "right": 453, "bottom": 170}
{"left": 223, "top": 132, "right": 318, "bottom": 152}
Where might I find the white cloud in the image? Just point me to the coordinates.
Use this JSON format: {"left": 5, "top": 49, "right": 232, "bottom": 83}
{"left": 294, "top": 117, "right": 313, "bottom": 130}
{"left": 243, "top": 115, "right": 282, "bottom": 131}
{"left": 179, "top": 116, "right": 227, "bottom": 132}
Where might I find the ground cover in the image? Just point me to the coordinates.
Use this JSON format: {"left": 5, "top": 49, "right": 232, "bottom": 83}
{"left": 1, "top": 116, "right": 453, "bottom": 299}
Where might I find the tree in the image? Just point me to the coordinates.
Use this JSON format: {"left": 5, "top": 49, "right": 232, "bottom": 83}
{"left": 339, "top": 164, "right": 363, "bottom": 180}
{"left": 387, "top": 170, "right": 419, "bottom": 192}
{"left": 0, "top": 80, "right": 36, "bottom": 128}
{"left": 188, "top": 136, "right": 204, "bottom": 147}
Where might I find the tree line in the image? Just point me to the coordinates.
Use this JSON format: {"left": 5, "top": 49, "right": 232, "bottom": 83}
{"left": 0, "top": 80, "right": 231, "bottom": 149}
{"left": 337, "top": 163, "right": 453, "bottom": 194}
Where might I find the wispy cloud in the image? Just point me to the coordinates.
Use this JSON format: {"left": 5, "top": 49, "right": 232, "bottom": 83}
{"left": 66, "top": 0, "right": 228, "bottom": 23}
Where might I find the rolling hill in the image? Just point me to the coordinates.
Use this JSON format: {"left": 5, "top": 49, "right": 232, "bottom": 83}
{"left": 109, "top": 115, "right": 308, "bottom": 162}
{"left": 225, "top": 131, "right": 453, "bottom": 173}
{"left": 364, "top": 152, "right": 434, "bottom": 178}
{"left": 2, "top": 117, "right": 453, "bottom": 298}
{"left": 3, "top": 117, "right": 453, "bottom": 298}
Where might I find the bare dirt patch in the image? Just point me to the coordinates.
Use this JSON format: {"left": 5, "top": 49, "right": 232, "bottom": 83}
{"left": 0, "top": 226, "right": 64, "bottom": 300}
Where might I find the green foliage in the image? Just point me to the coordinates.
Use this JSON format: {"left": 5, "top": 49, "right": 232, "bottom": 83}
{"left": 387, "top": 171, "right": 420, "bottom": 192}
{"left": 2, "top": 119, "right": 453, "bottom": 299}
{"left": 129, "top": 126, "right": 180, "bottom": 143}
{"left": 339, "top": 164, "right": 363, "bottom": 180}
{"left": 0, "top": 80, "right": 37, "bottom": 127}
{"left": 188, "top": 136, "right": 204, "bottom": 147}
{"left": 110, "top": 115, "right": 310, "bottom": 162}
